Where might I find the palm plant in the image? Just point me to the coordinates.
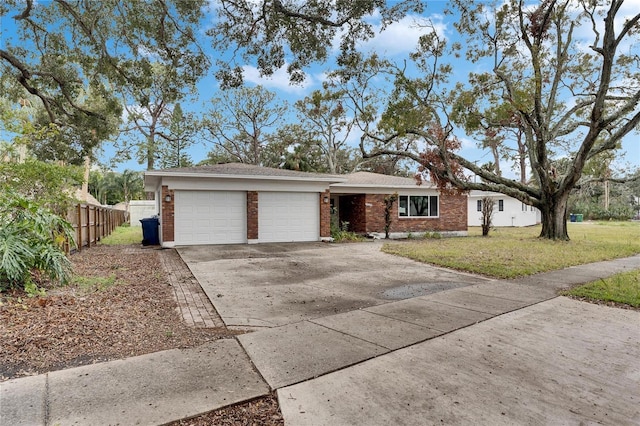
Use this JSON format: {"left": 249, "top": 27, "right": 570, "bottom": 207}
{"left": 0, "top": 189, "right": 75, "bottom": 293}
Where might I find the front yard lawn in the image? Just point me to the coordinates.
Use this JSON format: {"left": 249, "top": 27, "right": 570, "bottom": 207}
{"left": 382, "top": 222, "right": 640, "bottom": 279}
{"left": 563, "top": 270, "right": 640, "bottom": 308}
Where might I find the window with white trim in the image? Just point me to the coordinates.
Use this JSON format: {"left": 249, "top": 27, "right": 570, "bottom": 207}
{"left": 399, "top": 195, "right": 439, "bottom": 217}
{"left": 498, "top": 199, "right": 504, "bottom": 211}
{"left": 477, "top": 200, "right": 482, "bottom": 212}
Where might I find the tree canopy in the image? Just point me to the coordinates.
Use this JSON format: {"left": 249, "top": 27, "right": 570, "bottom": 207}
{"left": 208, "top": 0, "right": 424, "bottom": 87}
{"left": 1, "top": 0, "right": 208, "bottom": 163}
{"left": 343, "top": 0, "right": 640, "bottom": 239}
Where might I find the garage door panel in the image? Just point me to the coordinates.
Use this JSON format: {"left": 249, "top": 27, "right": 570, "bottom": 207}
{"left": 174, "top": 191, "right": 246, "bottom": 245}
{"left": 259, "top": 192, "right": 319, "bottom": 243}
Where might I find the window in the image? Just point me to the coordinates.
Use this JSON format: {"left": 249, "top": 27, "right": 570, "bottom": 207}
{"left": 498, "top": 200, "right": 504, "bottom": 211}
{"left": 399, "top": 195, "right": 438, "bottom": 217}
{"left": 477, "top": 200, "right": 482, "bottom": 212}
{"left": 522, "top": 203, "right": 527, "bottom": 211}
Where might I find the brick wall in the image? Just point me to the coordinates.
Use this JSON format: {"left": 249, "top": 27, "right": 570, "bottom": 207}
{"left": 438, "top": 193, "right": 468, "bottom": 231}
{"left": 319, "top": 190, "right": 331, "bottom": 238}
{"left": 161, "top": 185, "right": 175, "bottom": 243}
{"left": 247, "top": 191, "right": 258, "bottom": 239}
{"left": 344, "top": 192, "right": 468, "bottom": 234}
{"left": 363, "top": 194, "right": 387, "bottom": 233}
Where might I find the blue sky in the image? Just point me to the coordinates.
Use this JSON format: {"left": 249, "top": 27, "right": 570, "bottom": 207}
{"left": 107, "top": 0, "right": 639, "bottom": 179}
{"left": 2, "top": 1, "right": 638, "bottom": 178}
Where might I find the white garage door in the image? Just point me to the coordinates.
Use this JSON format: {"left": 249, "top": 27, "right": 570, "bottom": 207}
{"left": 259, "top": 192, "right": 319, "bottom": 243}
{"left": 174, "top": 191, "right": 246, "bottom": 245}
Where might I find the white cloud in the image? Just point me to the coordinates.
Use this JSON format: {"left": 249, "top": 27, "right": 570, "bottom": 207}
{"left": 242, "top": 64, "right": 316, "bottom": 95}
{"left": 358, "top": 15, "right": 440, "bottom": 57}
{"left": 458, "top": 136, "right": 476, "bottom": 150}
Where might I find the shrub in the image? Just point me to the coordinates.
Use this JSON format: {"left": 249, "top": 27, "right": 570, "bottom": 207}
{"left": 0, "top": 189, "right": 75, "bottom": 293}
{"left": 331, "top": 220, "right": 364, "bottom": 242}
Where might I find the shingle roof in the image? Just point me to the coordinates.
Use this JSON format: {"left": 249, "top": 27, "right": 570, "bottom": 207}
{"left": 335, "top": 171, "right": 434, "bottom": 188}
{"left": 147, "top": 163, "right": 344, "bottom": 181}
{"left": 146, "top": 164, "right": 433, "bottom": 188}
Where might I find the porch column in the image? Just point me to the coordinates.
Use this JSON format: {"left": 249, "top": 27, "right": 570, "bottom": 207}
{"left": 247, "top": 191, "right": 259, "bottom": 243}
{"left": 320, "top": 189, "right": 331, "bottom": 240}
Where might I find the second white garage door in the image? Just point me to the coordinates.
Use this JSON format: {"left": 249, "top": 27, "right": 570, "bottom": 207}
{"left": 174, "top": 191, "right": 246, "bottom": 245}
{"left": 259, "top": 192, "right": 319, "bottom": 243}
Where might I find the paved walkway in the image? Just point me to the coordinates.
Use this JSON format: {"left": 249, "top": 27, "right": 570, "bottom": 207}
{"left": 1, "top": 254, "right": 639, "bottom": 425}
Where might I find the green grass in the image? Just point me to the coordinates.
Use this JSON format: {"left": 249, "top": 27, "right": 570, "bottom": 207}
{"left": 72, "top": 274, "right": 119, "bottom": 293}
{"left": 564, "top": 270, "right": 640, "bottom": 308}
{"left": 100, "top": 225, "right": 142, "bottom": 245}
{"left": 382, "top": 222, "right": 640, "bottom": 279}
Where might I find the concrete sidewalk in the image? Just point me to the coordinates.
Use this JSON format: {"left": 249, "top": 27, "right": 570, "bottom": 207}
{"left": 1, "top": 254, "right": 639, "bottom": 425}
{"left": 0, "top": 339, "right": 269, "bottom": 426}
{"left": 279, "top": 297, "right": 640, "bottom": 425}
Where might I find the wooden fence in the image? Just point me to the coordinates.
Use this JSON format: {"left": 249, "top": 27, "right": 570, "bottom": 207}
{"left": 66, "top": 204, "right": 126, "bottom": 252}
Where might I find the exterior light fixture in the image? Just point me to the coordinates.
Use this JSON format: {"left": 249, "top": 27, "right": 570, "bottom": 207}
{"left": 164, "top": 194, "right": 172, "bottom": 203}
{"left": 323, "top": 196, "right": 330, "bottom": 204}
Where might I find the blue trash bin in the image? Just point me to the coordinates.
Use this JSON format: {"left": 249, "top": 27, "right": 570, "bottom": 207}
{"left": 570, "top": 213, "right": 576, "bottom": 222}
{"left": 140, "top": 217, "right": 160, "bottom": 246}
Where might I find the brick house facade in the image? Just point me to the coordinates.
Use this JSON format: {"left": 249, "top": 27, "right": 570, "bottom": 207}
{"left": 146, "top": 166, "right": 467, "bottom": 247}
{"left": 339, "top": 193, "right": 467, "bottom": 234}
{"left": 331, "top": 172, "right": 467, "bottom": 238}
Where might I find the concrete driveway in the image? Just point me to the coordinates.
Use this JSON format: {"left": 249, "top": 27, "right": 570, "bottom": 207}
{"left": 178, "top": 241, "right": 490, "bottom": 328}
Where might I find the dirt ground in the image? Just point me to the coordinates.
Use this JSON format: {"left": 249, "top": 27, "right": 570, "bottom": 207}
{"left": 0, "top": 244, "right": 283, "bottom": 425}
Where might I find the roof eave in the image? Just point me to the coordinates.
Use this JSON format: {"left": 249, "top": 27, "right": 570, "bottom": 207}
{"left": 330, "top": 183, "right": 437, "bottom": 189}
{"left": 143, "top": 171, "right": 347, "bottom": 184}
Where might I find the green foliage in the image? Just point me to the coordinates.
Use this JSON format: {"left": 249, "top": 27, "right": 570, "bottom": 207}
{"left": 209, "top": 1, "right": 423, "bottom": 87}
{"left": 568, "top": 171, "right": 638, "bottom": 221}
{"left": 571, "top": 202, "right": 634, "bottom": 221}
{"left": 89, "top": 169, "right": 144, "bottom": 205}
{"left": 155, "top": 103, "right": 197, "bottom": 169}
{"left": 1, "top": 1, "right": 207, "bottom": 134}
{"left": 0, "top": 190, "right": 75, "bottom": 293}
{"left": 0, "top": 159, "right": 82, "bottom": 215}
{"left": 331, "top": 221, "right": 364, "bottom": 242}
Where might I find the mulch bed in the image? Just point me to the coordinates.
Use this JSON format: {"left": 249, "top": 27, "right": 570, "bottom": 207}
{"left": 169, "top": 393, "right": 284, "bottom": 426}
{"left": 0, "top": 244, "right": 283, "bottom": 424}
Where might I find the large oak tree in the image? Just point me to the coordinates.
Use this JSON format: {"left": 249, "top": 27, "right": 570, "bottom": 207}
{"left": 352, "top": 0, "right": 640, "bottom": 240}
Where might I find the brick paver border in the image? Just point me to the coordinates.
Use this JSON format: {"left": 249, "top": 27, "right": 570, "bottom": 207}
{"left": 158, "top": 249, "right": 225, "bottom": 328}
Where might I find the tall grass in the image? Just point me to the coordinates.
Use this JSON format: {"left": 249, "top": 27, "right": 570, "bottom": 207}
{"left": 100, "top": 225, "right": 142, "bottom": 245}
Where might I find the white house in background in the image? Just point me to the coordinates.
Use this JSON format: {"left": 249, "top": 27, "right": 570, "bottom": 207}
{"left": 468, "top": 191, "right": 539, "bottom": 227}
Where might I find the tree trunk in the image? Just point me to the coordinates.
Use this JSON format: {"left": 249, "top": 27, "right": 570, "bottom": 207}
{"left": 539, "top": 193, "right": 569, "bottom": 240}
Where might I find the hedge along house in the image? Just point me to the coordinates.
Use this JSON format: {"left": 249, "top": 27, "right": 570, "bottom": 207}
{"left": 329, "top": 172, "right": 468, "bottom": 239}
{"left": 144, "top": 163, "right": 345, "bottom": 247}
